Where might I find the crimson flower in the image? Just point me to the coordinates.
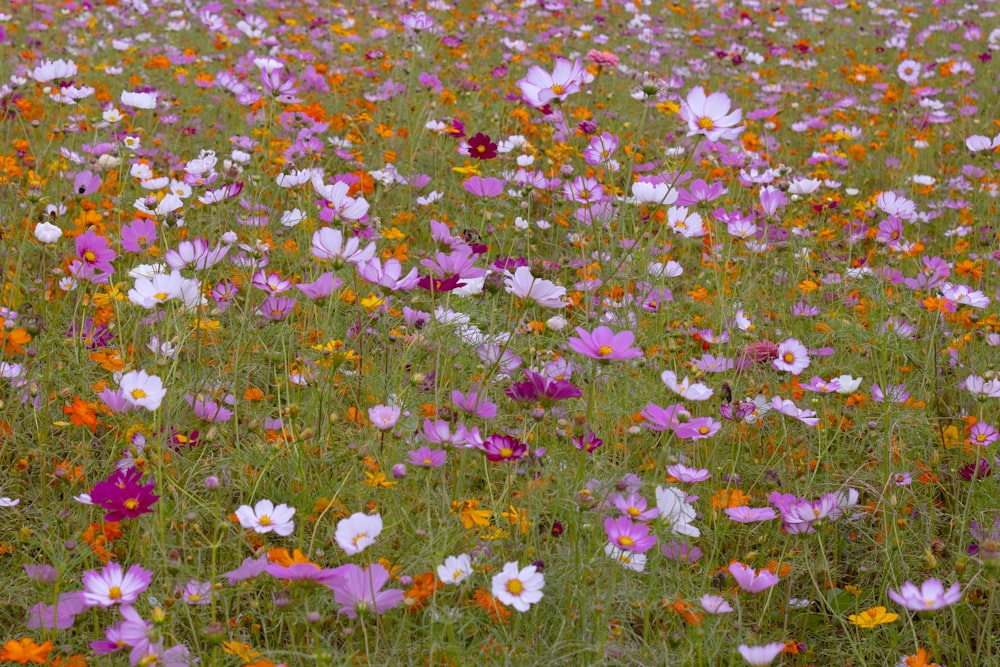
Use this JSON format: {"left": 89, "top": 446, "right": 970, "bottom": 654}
{"left": 468, "top": 132, "right": 498, "bottom": 160}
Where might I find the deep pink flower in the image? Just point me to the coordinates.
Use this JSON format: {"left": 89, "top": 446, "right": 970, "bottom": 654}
{"left": 479, "top": 434, "right": 528, "bottom": 462}
{"left": 89, "top": 467, "right": 159, "bottom": 522}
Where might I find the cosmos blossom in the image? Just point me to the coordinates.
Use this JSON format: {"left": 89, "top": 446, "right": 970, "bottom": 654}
{"left": 569, "top": 326, "right": 643, "bottom": 361}
{"left": 679, "top": 86, "right": 744, "bottom": 141}
{"left": 888, "top": 579, "right": 961, "bottom": 611}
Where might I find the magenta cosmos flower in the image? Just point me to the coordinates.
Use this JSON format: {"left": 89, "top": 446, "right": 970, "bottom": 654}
{"left": 569, "top": 326, "right": 643, "bottom": 361}
{"left": 89, "top": 467, "right": 159, "bottom": 522}
{"left": 888, "top": 578, "right": 961, "bottom": 611}
{"left": 679, "top": 86, "right": 744, "bottom": 142}
{"left": 772, "top": 338, "right": 810, "bottom": 375}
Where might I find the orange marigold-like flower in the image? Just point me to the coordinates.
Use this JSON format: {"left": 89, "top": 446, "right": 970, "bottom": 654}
{"left": 0, "top": 637, "right": 54, "bottom": 663}
{"left": 470, "top": 588, "right": 510, "bottom": 624}
{"left": 404, "top": 572, "right": 443, "bottom": 611}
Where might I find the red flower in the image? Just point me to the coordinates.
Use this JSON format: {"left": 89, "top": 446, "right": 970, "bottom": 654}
{"left": 467, "top": 132, "right": 497, "bottom": 160}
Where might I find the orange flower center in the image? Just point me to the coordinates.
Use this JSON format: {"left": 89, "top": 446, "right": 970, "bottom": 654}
{"left": 108, "top": 586, "right": 123, "bottom": 600}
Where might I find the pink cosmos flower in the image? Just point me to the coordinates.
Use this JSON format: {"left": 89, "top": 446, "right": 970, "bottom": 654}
{"left": 725, "top": 506, "right": 778, "bottom": 523}
{"left": 518, "top": 57, "right": 592, "bottom": 107}
{"left": 888, "top": 578, "right": 961, "bottom": 611}
{"left": 673, "top": 417, "right": 722, "bottom": 440}
{"left": 700, "top": 594, "right": 733, "bottom": 614}
{"left": 81, "top": 562, "right": 153, "bottom": 608}
{"left": 604, "top": 516, "right": 657, "bottom": 553}
{"left": 666, "top": 464, "right": 711, "bottom": 483}
{"left": 772, "top": 338, "right": 810, "bottom": 374}
{"left": 612, "top": 493, "right": 660, "bottom": 522}
{"left": 368, "top": 404, "right": 401, "bottom": 430}
{"left": 311, "top": 227, "right": 376, "bottom": 265}
{"left": 679, "top": 86, "right": 744, "bottom": 141}
{"left": 969, "top": 422, "right": 999, "bottom": 447}
{"left": 728, "top": 562, "right": 780, "bottom": 593}
{"left": 738, "top": 642, "right": 786, "bottom": 666}
{"left": 331, "top": 563, "right": 404, "bottom": 618}
{"left": 569, "top": 326, "right": 643, "bottom": 361}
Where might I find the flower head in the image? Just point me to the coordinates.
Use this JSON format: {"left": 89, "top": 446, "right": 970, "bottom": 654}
{"left": 680, "top": 86, "right": 744, "bottom": 141}
{"left": 331, "top": 563, "right": 403, "bottom": 618}
{"left": 491, "top": 562, "right": 544, "bottom": 612}
{"left": 888, "top": 578, "right": 961, "bottom": 611}
{"left": 437, "top": 554, "right": 473, "bottom": 585}
{"left": 81, "top": 562, "right": 152, "bottom": 608}
{"left": 235, "top": 499, "right": 296, "bottom": 536}
{"left": 569, "top": 326, "right": 643, "bottom": 361}
{"left": 849, "top": 606, "right": 899, "bottom": 628}
{"left": 335, "top": 512, "right": 383, "bottom": 555}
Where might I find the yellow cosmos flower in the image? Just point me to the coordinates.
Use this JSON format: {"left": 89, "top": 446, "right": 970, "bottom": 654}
{"left": 848, "top": 606, "right": 898, "bottom": 628}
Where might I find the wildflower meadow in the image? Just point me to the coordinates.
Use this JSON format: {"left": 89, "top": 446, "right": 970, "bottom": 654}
{"left": 1, "top": 0, "right": 1000, "bottom": 664}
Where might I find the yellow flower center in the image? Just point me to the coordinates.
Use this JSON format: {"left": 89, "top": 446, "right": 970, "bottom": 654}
{"left": 698, "top": 426, "right": 710, "bottom": 435}
{"left": 258, "top": 515, "right": 271, "bottom": 526}
{"left": 108, "top": 586, "right": 123, "bottom": 600}
{"left": 550, "top": 84, "right": 564, "bottom": 96}
{"left": 452, "top": 570, "right": 465, "bottom": 580}
{"left": 597, "top": 345, "right": 613, "bottom": 357}
{"left": 499, "top": 447, "right": 513, "bottom": 458}
{"left": 627, "top": 507, "right": 641, "bottom": 517}
{"left": 153, "top": 291, "right": 169, "bottom": 301}
{"left": 188, "top": 594, "right": 201, "bottom": 602}
{"left": 783, "top": 352, "right": 795, "bottom": 363}
{"left": 131, "top": 388, "right": 147, "bottom": 400}
{"left": 352, "top": 532, "right": 368, "bottom": 546}
{"left": 423, "top": 458, "right": 432, "bottom": 464}
{"left": 619, "top": 536, "right": 634, "bottom": 547}
{"left": 124, "top": 498, "right": 140, "bottom": 510}
{"left": 506, "top": 578, "right": 524, "bottom": 595}
{"left": 84, "top": 250, "right": 98, "bottom": 262}
{"left": 697, "top": 117, "right": 715, "bottom": 130}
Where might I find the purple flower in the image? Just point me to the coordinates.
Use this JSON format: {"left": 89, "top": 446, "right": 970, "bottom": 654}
{"left": 24, "top": 563, "right": 59, "bottom": 584}
{"left": 71, "top": 230, "right": 116, "bottom": 283}
{"left": 186, "top": 393, "right": 234, "bottom": 422}
{"left": 725, "top": 506, "right": 778, "bottom": 523}
{"left": 257, "top": 295, "right": 297, "bottom": 321}
{"left": 462, "top": 176, "right": 505, "bottom": 197}
{"left": 660, "top": 540, "right": 702, "bottom": 564}
{"left": 27, "top": 592, "right": 87, "bottom": 629}
{"left": 738, "top": 642, "right": 786, "bottom": 666}
{"left": 224, "top": 555, "right": 269, "bottom": 584}
{"left": 89, "top": 467, "right": 159, "bottom": 522}
{"left": 888, "top": 578, "right": 961, "bottom": 611}
{"left": 505, "top": 369, "right": 582, "bottom": 404}
{"left": 330, "top": 563, "right": 404, "bottom": 618}
{"left": 296, "top": 272, "right": 343, "bottom": 300}
{"left": 666, "top": 464, "right": 711, "bottom": 483}
{"left": 81, "top": 562, "right": 153, "bottom": 607}
{"left": 611, "top": 493, "right": 659, "bottom": 522}
{"left": 969, "top": 421, "right": 999, "bottom": 447}
{"left": 406, "top": 446, "right": 447, "bottom": 468}
{"left": 572, "top": 431, "right": 603, "bottom": 454}
{"left": 569, "top": 326, "right": 643, "bottom": 361}
{"left": 73, "top": 170, "right": 101, "bottom": 196}
{"left": 452, "top": 389, "right": 497, "bottom": 418}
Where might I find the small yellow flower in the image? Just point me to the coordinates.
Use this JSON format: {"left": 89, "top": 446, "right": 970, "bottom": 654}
{"left": 848, "top": 606, "right": 899, "bottom": 628}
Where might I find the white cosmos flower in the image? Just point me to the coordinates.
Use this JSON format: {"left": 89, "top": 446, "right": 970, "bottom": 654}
{"left": 656, "top": 486, "right": 700, "bottom": 537}
{"left": 661, "top": 370, "right": 713, "bottom": 401}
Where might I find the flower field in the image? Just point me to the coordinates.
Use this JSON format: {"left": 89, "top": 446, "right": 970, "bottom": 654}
{"left": 1, "top": 0, "right": 999, "bottom": 664}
